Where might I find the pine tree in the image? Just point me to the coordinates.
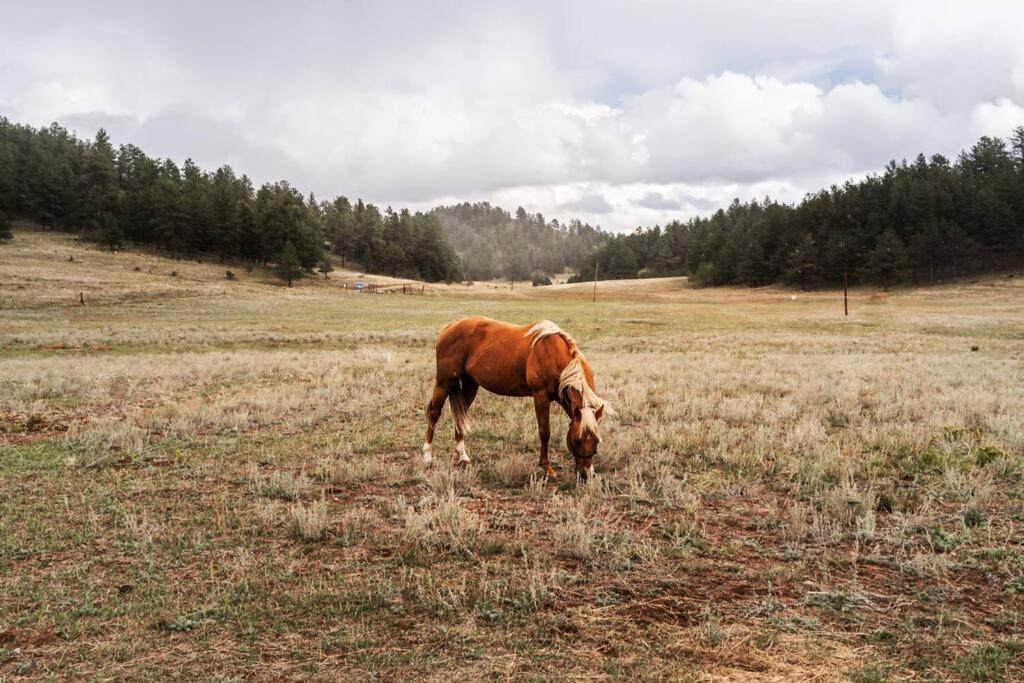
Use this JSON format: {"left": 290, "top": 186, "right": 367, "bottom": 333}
{"left": 782, "top": 233, "right": 818, "bottom": 290}
{"left": 276, "top": 240, "right": 303, "bottom": 286}
{"left": 318, "top": 258, "right": 334, "bottom": 279}
{"left": 81, "top": 129, "right": 119, "bottom": 236}
{"left": 866, "top": 228, "right": 908, "bottom": 291}
{"left": 100, "top": 221, "right": 124, "bottom": 251}
{"left": 606, "top": 239, "right": 639, "bottom": 278}
{"left": 736, "top": 238, "right": 766, "bottom": 285}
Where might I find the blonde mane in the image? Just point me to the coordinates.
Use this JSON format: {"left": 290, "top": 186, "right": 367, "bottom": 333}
{"left": 525, "top": 320, "right": 573, "bottom": 350}
{"left": 525, "top": 321, "right": 614, "bottom": 440}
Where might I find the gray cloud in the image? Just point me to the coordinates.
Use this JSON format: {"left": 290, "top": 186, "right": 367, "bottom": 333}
{"left": 636, "top": 191, "right": 681, "bottom": 210}
{"left": 561, "top": 192, "right": 614, "bottom": 214}
{"left": 3, "top": 1, "right": 1024, "bottom": 231}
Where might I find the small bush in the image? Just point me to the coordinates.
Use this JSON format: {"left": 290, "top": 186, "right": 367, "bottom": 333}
{"left": 691, "top": 261, "right": 721, "bottom": 287}
{"left": 226, "top": 270, "right": 236, "bottom": 280}
{"left": 975, "top": 444, "right": 1005, "bottom": 466}
{"left": 963, "top": 507, "right": 986, "bottom": 528}
{"left": 928, "top": 525, "right": 958, "bottom": 552}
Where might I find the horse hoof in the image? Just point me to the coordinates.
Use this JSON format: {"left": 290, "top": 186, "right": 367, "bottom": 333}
{"left": 456, "top": 457, "right": 471, "bottom": 469}
{"left": 421, "top": 444, "right": 433, "bottom": 465}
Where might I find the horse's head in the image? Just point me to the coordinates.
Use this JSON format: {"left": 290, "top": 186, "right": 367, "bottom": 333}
{"left": 565, "top": 392, "right": 607, "bottom": 481}
{"left": 552, "top": 350, "right": 613, "bottom": 482}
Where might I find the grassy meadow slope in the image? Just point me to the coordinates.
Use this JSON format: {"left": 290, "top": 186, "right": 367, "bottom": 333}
{"left": 2, "top": 228, "right": 1023, "bottom": 680}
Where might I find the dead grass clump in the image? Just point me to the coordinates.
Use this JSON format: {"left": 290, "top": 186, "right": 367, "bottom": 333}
{"left": 255, "top": 500, "right": 283, "bottom": 531}
{"left": 287, "top": 498, "right": 329, "bottom": 542}
{"left": 552, "top": 497, "right": 643, "bottom": 570}
{"left": 315, "top": 455, "right": 391, "bottom": 486}
{"left": 782, "top": 501, "right": 810, "bottom": 543}
{"left": 400, "top": 488, "right": 485, "bottom": 559}
{"left": 620, "top": 463, "right": 698, "bottom": 510}
{"left": 120, "top": 510, "right": 159, "bottom": 552}
{"left": 337, "top": 508, "right": 378, "bottom": 547}
{"left": 697, "top": 607, "right": 728, "bottom": 647}
{"left": 424, "top": 462, "right": 478, "bottom": 495}
{"left": 398, "top": 560, "right": 559, "bottom": 619}
{"left": 66, "top": 417, "right": 147, "bottom": 461}
{"left": 247, "top": 464, "right": 313, "bottom": 500}
{"left": 805, "top": 480, "right": 879, "bottom": 543}
{"left": 484, "top": 455, "right": 535, "bottom": 487}
{"left": 524, "top": 474, "right": 549, "bottom": 500}
{"left": 899, "top": 552, "right": 953, "bottom": 578}
{"left": 659, "top": 519, "right": 707, "bottom": 558}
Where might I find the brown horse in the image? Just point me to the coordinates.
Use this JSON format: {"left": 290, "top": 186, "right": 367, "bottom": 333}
{"left": 423, "top": 316, "right": 612, "bottom": 479}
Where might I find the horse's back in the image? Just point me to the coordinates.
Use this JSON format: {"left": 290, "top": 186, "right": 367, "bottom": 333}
{"left": 436, "top": 316, "right": 527, "bottom": 347}
{"left": 435, "top": 317, "right": 534, "bottom": 395}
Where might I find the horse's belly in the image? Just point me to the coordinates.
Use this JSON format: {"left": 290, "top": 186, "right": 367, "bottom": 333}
{"left": 465, "top": 355, "right": 531, "bottom": 397}
{"left": 477, "top": 377, "right": 532, "bottom": 397}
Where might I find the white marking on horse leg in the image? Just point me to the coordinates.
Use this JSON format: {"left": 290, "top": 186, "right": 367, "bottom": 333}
{"left": 455, "top": 439, "right": 470, "bottom": 464}
{"left": 586, "top": 465, "right": 595, "bottom": 479}
{"left": 421, "top": 443, "right": 433, "bottom": 465}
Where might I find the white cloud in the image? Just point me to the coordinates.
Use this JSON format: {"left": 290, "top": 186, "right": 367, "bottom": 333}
{"left": 2, "top": 1, "right": 1024, "bottom": 231}
{"left": 971, "top": 98, "right": 1024, "bottom": 139}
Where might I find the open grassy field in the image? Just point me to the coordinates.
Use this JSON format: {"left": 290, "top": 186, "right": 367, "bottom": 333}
{"left": 2, "top": 228, "right": 1024, "bottom": 681}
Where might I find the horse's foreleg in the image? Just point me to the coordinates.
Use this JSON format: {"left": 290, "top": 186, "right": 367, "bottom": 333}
{"left": 423, "top": 382, "right": 448, "bottom": 464}
{"left": 533, "top": 392, "right": 555, "bottom": 479}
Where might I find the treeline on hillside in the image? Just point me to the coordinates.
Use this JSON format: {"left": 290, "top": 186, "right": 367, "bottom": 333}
{"left": 571, "top": 131, "right": 1024, "bottom": 289}
{"left": 0, "top": 118, "right": 462, "bottom": 283}
{"left": 433, "top": 202, "right": 607, "bottom": 280}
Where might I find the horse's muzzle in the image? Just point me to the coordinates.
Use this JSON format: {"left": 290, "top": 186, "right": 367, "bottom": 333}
{"left": 574, "top": 457, "right": 594, "bottom": 482}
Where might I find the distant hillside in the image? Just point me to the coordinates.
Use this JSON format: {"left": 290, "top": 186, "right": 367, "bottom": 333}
{"left": 0, "top": 117, "right": 462, "bottom": 284}
{"left": 571, "top": 131, "right": 1024, "bottom": 289}
{"left": 432, "top": 202, "right": 608, "bottom": 281}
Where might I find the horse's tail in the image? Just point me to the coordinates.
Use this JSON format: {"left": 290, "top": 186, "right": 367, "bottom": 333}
{"left": 449, "top": 381, "right": 470, "bottom": 436}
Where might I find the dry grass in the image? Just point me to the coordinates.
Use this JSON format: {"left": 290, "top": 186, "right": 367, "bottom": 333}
{"left": 287, "top": 498, "right": 330, "bottom": 542}
{"left": 2, "top": 228, "right": 1024, "bottom": 680}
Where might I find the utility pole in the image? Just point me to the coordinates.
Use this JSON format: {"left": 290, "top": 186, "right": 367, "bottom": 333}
{"left": 843, "top": 258, "right": 849, "bottom": 317}
{"left": 592, "top": 259, "right": 599, "bottom": 303}
{"left": 841, "top": 222, "right": 852, "bottom": 318}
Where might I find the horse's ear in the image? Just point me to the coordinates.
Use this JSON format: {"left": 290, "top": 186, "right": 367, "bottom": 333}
{"left": 594, "top": 403, "right": 604, "bottom": 420}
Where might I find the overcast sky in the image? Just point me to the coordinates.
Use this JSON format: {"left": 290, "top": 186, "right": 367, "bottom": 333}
{"left": 3, "top": 1, "right": 1024, "bottom": 231}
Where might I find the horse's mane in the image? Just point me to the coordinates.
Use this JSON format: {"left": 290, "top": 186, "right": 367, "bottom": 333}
{"left": 525, "top": 321, "right": 614, "bottom": 440}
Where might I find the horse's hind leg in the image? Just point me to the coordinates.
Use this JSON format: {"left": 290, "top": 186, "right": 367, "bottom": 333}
{"left": 423, "top": 382, "right": 448, "bottom": 465}
{"left": 452, "top": 377, "right": 478, "bottom": 466}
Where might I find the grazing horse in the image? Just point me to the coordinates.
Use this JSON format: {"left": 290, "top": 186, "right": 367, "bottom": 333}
{"left": 422, "top": 316, "right": 612, "bottom": 479}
